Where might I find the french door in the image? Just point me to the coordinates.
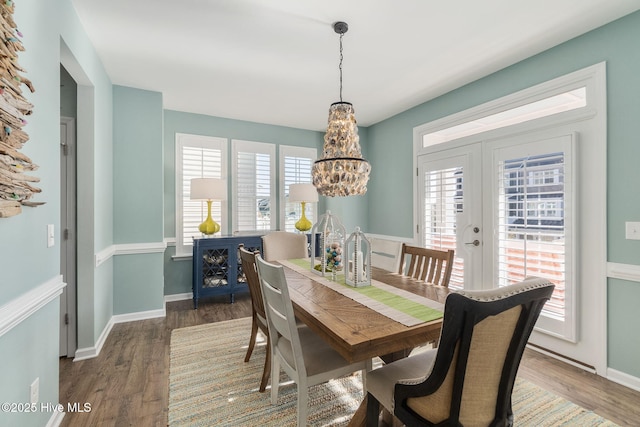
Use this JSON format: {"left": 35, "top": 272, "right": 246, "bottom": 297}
{"left": 418, "top": 127, "right": 603, "bottom": 372}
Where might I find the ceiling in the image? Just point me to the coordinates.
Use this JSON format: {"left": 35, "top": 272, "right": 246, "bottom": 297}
{"left": 71, "top": 0, "right": 640, "bottom": 131}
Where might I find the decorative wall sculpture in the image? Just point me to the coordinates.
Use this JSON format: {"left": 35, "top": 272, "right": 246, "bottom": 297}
{"left": 0, "top": 0, "right": 40, "bottom": 218}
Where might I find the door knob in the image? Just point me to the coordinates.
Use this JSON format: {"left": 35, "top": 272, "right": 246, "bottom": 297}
{"left": 465, "top": 239, "right": 480, "bottom": 246}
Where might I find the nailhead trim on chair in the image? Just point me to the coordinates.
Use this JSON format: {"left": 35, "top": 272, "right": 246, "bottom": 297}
{"left": 453, "top": 277, "right": 554, "bottom": 302}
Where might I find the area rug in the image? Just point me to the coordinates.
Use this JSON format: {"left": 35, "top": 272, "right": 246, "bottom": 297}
{"left": 169, "top": 317, "right": 618, "bottom": 427}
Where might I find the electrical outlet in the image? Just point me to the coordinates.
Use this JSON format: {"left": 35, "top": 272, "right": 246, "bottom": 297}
{"left": 625, "top": 222, "right": 640, "bottom": 240}
{"left": 30, "top": 377, "right": 39, "bottom": 404}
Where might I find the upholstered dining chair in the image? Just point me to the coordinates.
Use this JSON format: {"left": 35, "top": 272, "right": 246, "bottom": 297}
{"left": 365, "top": 277, "right": 555, "bottom": 427}
{"left": 238, "top": 244, "right": 271, "bottom": 392}
{"left": 261, "top": 231, "right": 308, "bottom": 261}
{"left": 370, "top": 237, "right": 403, "bottom": 273}
{"left": 255, "top": 255, "right": 372, "bottom": 427}
{"left": 399, "top": 244, "right": 455, "bottom": 287}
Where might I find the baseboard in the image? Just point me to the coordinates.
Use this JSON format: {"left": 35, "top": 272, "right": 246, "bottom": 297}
{"left": 165, "top": 292, "right": 193, "bottom": 302}
{"left": 112, "top": 307, "right": 166, "bottom": 324}
{"left": 73, "top": 317, "right": 114, "bottom": 361}
{"left": 45, "top": 409, "right": 65, "bottom": 427}
{"left": 525, "top": 343, "right": 597, "bottom": 374}
{"left": 73, "top": 306, "right": 166, "bottom": 361}
{"left": 607, "top": 367, "right": 640, "bottom": 392}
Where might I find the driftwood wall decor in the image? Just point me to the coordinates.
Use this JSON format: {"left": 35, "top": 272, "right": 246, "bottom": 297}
{"left": 0, "top": 0, "right": 40, "bottom": 218}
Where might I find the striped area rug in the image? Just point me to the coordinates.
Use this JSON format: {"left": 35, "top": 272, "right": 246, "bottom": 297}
{"left": 169, "top": 317, "right": 617, "bottom": 427}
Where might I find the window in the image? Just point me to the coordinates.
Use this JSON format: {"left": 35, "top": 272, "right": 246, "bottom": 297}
{"left": 422, "top": 87, "right": 586, "bottom": 147}
{"left": 175, "top": 134, "right": 227, "bottom": 256}
{"left": 232, "top": 140, "right": 276, "bottom": 233}
{"left": 279, "top": 145, "right": 317, "bottom": 232}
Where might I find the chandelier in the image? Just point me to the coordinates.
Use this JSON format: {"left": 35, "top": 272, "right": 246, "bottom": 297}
{"left": 312, "top": 21, "right": 371, "bottom": 197}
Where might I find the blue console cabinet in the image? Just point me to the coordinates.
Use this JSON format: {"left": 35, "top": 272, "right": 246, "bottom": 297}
{"left": 192, "top": 235, "right": 262, "bottom": 308}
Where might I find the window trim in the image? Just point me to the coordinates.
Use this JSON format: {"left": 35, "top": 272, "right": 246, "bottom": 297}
{"left": 175, "top": 133, "right": 228, "bottom": 256}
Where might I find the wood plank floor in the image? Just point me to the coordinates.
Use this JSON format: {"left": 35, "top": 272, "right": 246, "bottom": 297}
{"left": 59, "top": 294, "right": 640, "bottom": 426}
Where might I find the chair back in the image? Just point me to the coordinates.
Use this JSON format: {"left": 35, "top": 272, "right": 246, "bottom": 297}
{"left": 399, "top": 243, "right": 455, "bottom": 287}
{"left": 239, "top": 245, "right": 266, "bottom": 323}
{"left": 370, "top": 237, "right": 402, "bottom": 272}
{"left": 255, "top": 255, "right": 305, "bottom": 376}
{"left": 262, "top": 231, "right": 308, "bottom": 261}
{"left": 394, "top": 277, "right": 555, "bottom": 426}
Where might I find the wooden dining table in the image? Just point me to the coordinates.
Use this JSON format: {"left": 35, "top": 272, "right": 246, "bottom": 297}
{"left": 278, "top": 262, "right": 450, "bottom": 427}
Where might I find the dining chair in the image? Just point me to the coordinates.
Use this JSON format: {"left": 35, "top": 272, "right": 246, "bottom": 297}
{"left": 255, "top": 255, "right": 372, "bottom": 427}
{"left": 399, "top": 243, "right": 455, "bottom": 287}
{"left": 365, "top": 277, "right": 555, "bottom": 427}
{"left": 238, "top": 244, "right": 271, "bottom": 392}
{"left": 370, "top": 237, "right": 402, "bottom": 273}
{"left": 261, "top": 231, "right": 308, "bottom": 261}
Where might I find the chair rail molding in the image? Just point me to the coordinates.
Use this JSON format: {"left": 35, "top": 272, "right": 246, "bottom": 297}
{"left": 607, "top": 262, "right": 640, "bottom": 283}
{"left": 95, "top": 241, "right": 167, "bottom": 267}
{"left": 0, "top": 275, "right": 65, "bottom": 338}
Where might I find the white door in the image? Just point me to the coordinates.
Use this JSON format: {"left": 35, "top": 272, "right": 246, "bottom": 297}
{"left": 418, "top": 127, "right": 604, "bottom": 372}
{"left": 417, "top": 143, "right": 483, "bottom": 290}
{"left": 60, "top": 117, "right": 77, "bottom": 357}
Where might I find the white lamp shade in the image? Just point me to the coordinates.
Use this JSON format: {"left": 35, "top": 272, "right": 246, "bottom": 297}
{"left": 190, "top": 178, "right": 226, "bottom": 200}
{"left": 289, "top": 183, "right": 319, "bottom": 203}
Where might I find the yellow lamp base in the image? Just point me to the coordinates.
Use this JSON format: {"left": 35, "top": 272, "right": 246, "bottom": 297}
{"left": 199, "top": 200, "right": 221, "bottom": 235}
{"left": 295, "top": 201, "right": 312, "bottom": 232}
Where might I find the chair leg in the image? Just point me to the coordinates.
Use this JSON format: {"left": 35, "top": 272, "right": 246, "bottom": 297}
{"left": 297, "top": 379, "right": 309, "bottom": 427}
{"left": 366, "top": 393, "right": 381, "bottom": 427}
{"left": 258, "top": 339, "right": 271, "bottom": 392}
{"left": 244, "top": 316, "right": 258, "bottom": 362}
{"left": 270, "top": 355, "right": 280, "bottom": 405}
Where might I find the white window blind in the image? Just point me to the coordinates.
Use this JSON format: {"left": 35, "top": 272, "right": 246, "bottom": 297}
{"left": 232, "top": 140, "right": 276, "bottom": 233}
{"left": 423, "top": 167, "right": 464, "bottom": 288}
{"left": 495, "top": 148, "right": 573, "bottom": 329}
{"left": 175, "top": 134, "right": 227, "bottom": 255}
{"left": 279, "top": 145, "right": 317, "bottom": 232}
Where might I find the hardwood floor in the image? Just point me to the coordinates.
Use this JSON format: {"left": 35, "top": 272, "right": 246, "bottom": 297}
{"left": 59, "top": 294, "right": 640, "bottom": 426}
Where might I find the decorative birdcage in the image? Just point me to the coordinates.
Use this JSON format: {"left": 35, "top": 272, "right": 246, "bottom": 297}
{"left": 310, "top": 210, "right": 346, "bottom": 279}
{"left": 344, "top": 227, "right": 371, "bottom": 287}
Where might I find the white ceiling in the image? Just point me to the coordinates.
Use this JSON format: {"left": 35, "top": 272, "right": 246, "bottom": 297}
{"left": 71, "top": 0, "right": 640, "bottom": 131}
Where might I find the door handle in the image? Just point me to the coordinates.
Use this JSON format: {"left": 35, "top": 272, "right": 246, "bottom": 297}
{"left": 465, "top": 240, "right": 480, "bottom": 246}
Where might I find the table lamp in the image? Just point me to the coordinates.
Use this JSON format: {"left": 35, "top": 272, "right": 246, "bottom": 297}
{"left": 289, "top": 183, "right": 319, "bottom": 232}
{"left": 190, "top": 178, "right": 226, "bottom": 235}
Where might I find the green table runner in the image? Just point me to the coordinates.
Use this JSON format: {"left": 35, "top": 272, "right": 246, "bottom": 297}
{"left": 284, "top": 258, "right": 443, "bottom": 326}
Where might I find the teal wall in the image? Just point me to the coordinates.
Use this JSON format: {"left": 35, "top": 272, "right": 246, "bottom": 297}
{"left": 162, "top": 110, "right": 330, "bottom": 295}
{"left": 113, "top": 86, "right": 164, "bottom": 244}
{"left": 112, "top": 85, "right": 165, "bottom": 314}
{"left": 1, "top": 0, "right": 114, "bottom": 424}
{"left": 366, "top": 11, "right": 640, "bottom": 377}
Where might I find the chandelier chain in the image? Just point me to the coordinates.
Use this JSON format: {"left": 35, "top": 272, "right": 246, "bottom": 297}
{"left": 339, "top": 32, "right": 343, "bottom": 102}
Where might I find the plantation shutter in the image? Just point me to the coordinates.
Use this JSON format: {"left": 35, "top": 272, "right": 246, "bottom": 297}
{"left": 176, "top": 134, "right": 227, "bottom": 255}
{"left": 232, "top": 140, "right": 276, "bottom": 233}
{"left": 281, "top": 146, "right": 317, "bottom": 232}
{"left": 423, "top": 166, "right": 464, "bottom": 288}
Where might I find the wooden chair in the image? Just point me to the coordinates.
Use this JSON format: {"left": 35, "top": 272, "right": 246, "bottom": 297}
{"left": 399, "top": 243, "right": 455, "bottom": 287}
{"left": 365, "top": 277, "right": 555, "bottom": 427}
{"left": 261, "top": 231, "right": 308, "bottom": 261}
{"left": 238, "top": 245, "right": 270, "bottom": 392}
{"left": 255, "top": 255, "right": 372, "bottom": 426}
{"left": 370, "top": 237, "right": 403, "bottom": 273}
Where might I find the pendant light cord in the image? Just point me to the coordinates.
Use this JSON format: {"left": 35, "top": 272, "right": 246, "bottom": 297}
{"left": 339, "top": 32, "right": 344, "bottom": 102}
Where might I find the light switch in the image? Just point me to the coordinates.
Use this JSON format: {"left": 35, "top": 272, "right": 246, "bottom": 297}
{"left": 47, "top": 224, "right": 54, "bottom": 247}
{"left": 625, "top": 222, "right": 640, "bottom": 240}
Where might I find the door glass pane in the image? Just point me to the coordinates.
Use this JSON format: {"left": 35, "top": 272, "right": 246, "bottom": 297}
{"left": 496, "top": 152, "right": 566, "bottom": 320}
{"left": 423, "top": 167, "right": 464, "bottom": 289}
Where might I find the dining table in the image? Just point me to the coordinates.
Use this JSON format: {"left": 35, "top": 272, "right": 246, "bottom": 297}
{"left": 277, "top": 259, "right": 450, "bottom": 427}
